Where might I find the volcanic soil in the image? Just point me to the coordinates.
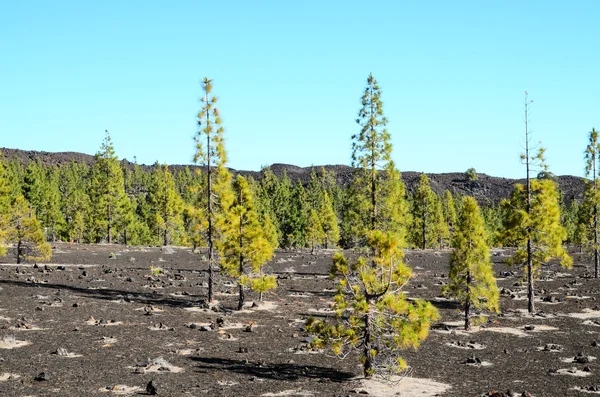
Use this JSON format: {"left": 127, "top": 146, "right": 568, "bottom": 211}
{"left": 0, "top": 244, "right": 600, "bottom": 396}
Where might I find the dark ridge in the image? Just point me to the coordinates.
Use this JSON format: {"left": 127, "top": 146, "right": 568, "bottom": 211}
{"left": 0, "top": 147, "right": 585, "bottom": 205}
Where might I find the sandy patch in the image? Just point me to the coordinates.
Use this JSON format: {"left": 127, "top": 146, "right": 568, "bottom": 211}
{"left": 572, "top": 386, "right": 600, "bottom": 394}
{"left": 560, "top": 355, "right": 596, "bottom": 364}
{"left": 132, "top": 357, "right": 184, "bottom": 374}
{"left": 52, "top": 347, "right": 82, "bottom": 358}
{"left": 567, "top": 309, "right": 600, "bottom": 319}
{"left": 358, "top": 375, "right": 451, "bottom": 397}
{"left": 239, "top": 301, "right": 278, "bottom": 312}
{"left": 100, "top": 385, "right": 144, "bottom": 395}
{"left": 484, "top": 325, "right": 557, "bottom": 337}
{"left": 0, "top": 336, "right": 31, "bottom": 349}
{"left": 556, "top": 368, "right": 592, "bottom": 377}
{"left": 261, "top": 390, "right": 314, "bottom": 396}
{"left": 94, "top": 336, "right": 118, "bottom": 348}
{"left": 0, "top": 373, "right": 21, "bottom": 381}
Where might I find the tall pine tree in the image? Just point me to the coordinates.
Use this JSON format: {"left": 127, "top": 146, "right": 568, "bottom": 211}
{"left": 194, "top": 77, "right": 233, "bottom": 302}
{"left": 307, "top": 74, "right": 437, "bottom": 378}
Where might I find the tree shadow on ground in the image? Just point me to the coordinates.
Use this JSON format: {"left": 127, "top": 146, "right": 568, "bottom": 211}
{"left": 428, "top": 299, "right": 462, "bottom": 310}
{"left": 190, "top": 356, "right": 355, "bottom": 382}
{"left": 0, "top": 279, "right": 204, "bottom": 309}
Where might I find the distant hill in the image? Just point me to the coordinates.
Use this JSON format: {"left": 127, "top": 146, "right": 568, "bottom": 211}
{"left": 0, "top": 147, "right": 585, "bottom": 206}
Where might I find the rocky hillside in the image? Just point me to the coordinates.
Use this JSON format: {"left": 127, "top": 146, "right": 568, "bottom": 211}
{"left": 1, "top": 148, "right": 585, "bottom": 205}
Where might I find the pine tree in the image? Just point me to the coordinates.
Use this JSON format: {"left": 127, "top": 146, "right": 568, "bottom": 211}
{"left": 148, "top": 164, "right": 185, "bottom": 246}
{"left": 444, "top": 196, "right": 499, "bottom": 330}
{"left": 219, "top": 175, "right": 276, "bottom": 309}
{"left": 7, "top": 195, "right": 51, "bottom": 263}
{"left": 0, "top": 158, "right": 11, "bottom": 256}
{"left": 433, "top": 195, "right": 449, "bottom": 248}
{"left": 305, "top": 208, "right": 325, "bottom": 254}
{"left": 501, "top": 176, "right": 572, "bottom": 313}
{"left": 22, "top": 161, "right": 63, "bottom": 241}
{"left": 307, "top": 74, "right": 438, "bottom": 378}
{"left": 411, "top": 174, "right": 437, "bottom": 249}
{"left": 194, "top": 77, "right": 233, "bottom": 302}
{"left": 307, "top": 231, "right": 439, "bottom": 378}
{"left": 89, "top": 131, "right": 130, "bottom": 244}
{"left": 57, "top": 161, "right": 91, "bottom": 243}
{"left": 320, "top": 191, "right": 340, "bottom": 248}
{"left": 442, "top": 190, "right": 457, "bottom": 234}
{"left": 584, "top": 128, "right": 600, "bottom": 277}
{"left": 502, "top": 93, "right": 572, "bottom": 313}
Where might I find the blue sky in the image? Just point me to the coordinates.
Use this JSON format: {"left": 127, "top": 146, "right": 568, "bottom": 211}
{"left": 1, "top": 1, "right": 598, "bottom": 178}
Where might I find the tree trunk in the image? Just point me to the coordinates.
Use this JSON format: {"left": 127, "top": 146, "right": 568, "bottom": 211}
{"left": 107, "top": 204, "right": 112, "bottom": 244}
{"left": 206, "top": 100, "right": 215, "bottom": 303}
{"left": 363, "top": 312, "right": 374, "bottom": 378}
{"left": 465, "top": 270, "right": 471, "bottom": 331}
{"left": 527, "top": 238, "right": 534, "bottom": 313}
{"left": 16, "top": 238, "right": 22, "bottom": 264}
{"left": 421, "top": 207, "right": 427, "bottom": 250}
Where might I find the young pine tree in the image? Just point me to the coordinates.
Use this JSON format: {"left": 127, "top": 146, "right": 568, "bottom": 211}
{"left": 501, "top": 173, "right": 572, "bottom": 313}
{"left": 307, "top": 74, "right": 438, "bottom": 378}
{"left": 305, "top": 208, "right": 325, "bottom": 254}
{"left": 411, "top": 173, "right": 437, "bottom": 249}
{"left": 148, "top": 164, "right": 185, "bottom": 246}
{"left": 219, "top": 175, "right": 276, "bottom": 309}
{"left": 307, "top": 231, "right": 439, "bottom": 378}
{"left": 319, "top": 191, "right": 340, "bottom": 248}
{"left": 444, "top": 197, "right": 499, "bottom": 330}
{"left": 194, "top": 77, "right": 234, "bottom": 302}
{"left": 7, "top": 196, "right": 51, "bottom": 264}
{"left": 442, "top": 190, "right": 457, "bottom": 235}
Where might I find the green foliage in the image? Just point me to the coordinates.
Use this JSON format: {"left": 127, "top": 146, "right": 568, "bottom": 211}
{"left": 22, "top": 160, "right": 63, "bottom": 241}
{"left": 57, "top": 161, "right": 90, "bottom": 243}
{"left": 465, "top": 167, "right": 478, "bottom": 182}
{"left": 442, "top": 190, "right": 457, "bottom": 233}
{"left": 307, "top": 231, "right": 439, "bottom": 377}
{"left": 89, "top": 131, "right": 131, "bottom": 243}
{"left": 410, "top": 174, "right": 437, "bottom": 249}
{"left": 6, "top": 195, "right": 51, "bottom": 263}
{"left": 194, "top": 77, "right": 234, "bottom": 302}
{"left": 308, "top": 75, "right": 437, "bottom": 379}
{"left": 219, "top": 175, "right": 276, "bottom": 309}
{"left": 444, "top": 197, "right": 499, "bottom": 330}
{"left": 501, "top": 178, "right": 572, "bottom": 284}
{"left": 148, "top": 164, "right": 185, "bottom": 245}
{"left": 0, "top": 158, "right": 11, "bottom": 256}
{"left": 305, "top": 208, "right": 325, "bottom": 253}
{"left": 583, "top": 128, "right": 600, "bottom": 277}
{"left": 320, "top": 191, "right": 340, "bottom": 248}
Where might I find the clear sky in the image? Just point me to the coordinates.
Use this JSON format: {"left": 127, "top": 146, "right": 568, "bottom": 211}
{"left": 1, "top": 1, "right": 598, "bottom": 178}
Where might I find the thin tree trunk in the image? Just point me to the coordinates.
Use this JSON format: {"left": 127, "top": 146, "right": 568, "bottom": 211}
{"left": 594, "top": 160, "right": 598, "bottom": 278}
{"left": 238, "top": 211, "right": 244, "bottom": 311}
{"left": 465, "top": 270, "right": 471, "bottom": 330}
{"left": 422, "top": 206, "right": 427, "bottom": 250}
{"left": 16, "top": 238, "right": 22, "bottom": 264}
{"left": 363, "top": 312, "right": 373, "bottom": 378}
{"left": 206, "top": 99, "right": 215, "bottom": 303}
{"left": 107, "top": 204, "right": 112, "bottom": 244}
{"left": 525, "top": 93, "right": 535, "bottom": 314}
